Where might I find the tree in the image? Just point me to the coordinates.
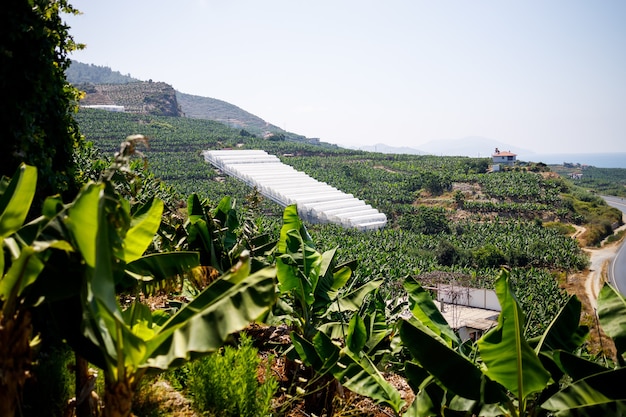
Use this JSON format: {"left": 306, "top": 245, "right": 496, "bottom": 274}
{"left": 0, "top": 0, "right": 84, "bottom": 203}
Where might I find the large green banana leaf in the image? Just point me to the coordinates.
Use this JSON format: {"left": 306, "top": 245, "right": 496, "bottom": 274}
{"left": 66, "top": 182, "right": 103, "bottom": 268}
{"left": 399, "top": 318, "right": 506, "bottom": 404}
{"left": 477, "top": 271, "right": 551, "bottom": 405}
{"left": 122, "top": 197, "right": 163, "bottom": 263}
{"left": 124, "top": 252, "right": 200, "bottom": 283}
{"left": 551, "top": 351, "right": 609, "bottom": 382}
{"left": 542, "top": 367, "right": 626, "bottom": 416}
{"left": 0, "top": 246, "right": 45, "bottom": 316}
{"left": 0, "top": 164, "right": 37, "bottom": 238}
{"left": 85, "top": 265, "right": 276, "bottom": 376}
{"left": 534, "top": 295, "right": 588, "bottom": 354}
{"left": 145, "top": 266, "right": 276, "bottom": 370}
{"left": 277, "top": 204, "right": 313, "bottom": 253}
{"left": 403, "top": 277, "right": 459, "bottom": 346}
{"left": 0, "top": 164, "right": 37, "bottom": 279}
{"left": 276, "top": 228, "right": 322, "bottom": 305}
{"left": 323, "top": 278, "right": 383, "bottom": 314}
{"left": 597, "top": 283, "right": 626, "bottom": 357}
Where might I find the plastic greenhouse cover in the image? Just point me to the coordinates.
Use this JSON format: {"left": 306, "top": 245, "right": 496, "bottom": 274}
{"left": 204, "top": 149, "right": 386, "bottom": 230}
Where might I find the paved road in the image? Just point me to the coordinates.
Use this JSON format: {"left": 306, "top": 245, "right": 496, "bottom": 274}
{"left": 604, "top": 196, "right": 626, "bottom": 294}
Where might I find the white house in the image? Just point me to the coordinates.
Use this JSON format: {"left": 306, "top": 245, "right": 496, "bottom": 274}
{"left": 492, "top": 148, "right": 517, "bottom": 166}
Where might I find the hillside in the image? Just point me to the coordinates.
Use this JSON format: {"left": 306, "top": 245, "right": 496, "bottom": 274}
{"left": 67, "top": 60, "right": 307, "bottom": 139}
{"left": 78, "top": 81, "right": 182, "bottom": 116}
{"left": 176, "top": 91, "right": 288, "bottom": 137}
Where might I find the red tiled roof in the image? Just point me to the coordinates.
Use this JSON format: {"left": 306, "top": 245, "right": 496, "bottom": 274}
{"left": 492, "top": 151, "right": 517, "bottom": 157}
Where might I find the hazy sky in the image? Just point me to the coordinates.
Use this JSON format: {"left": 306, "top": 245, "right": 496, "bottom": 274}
{"left": 63, "top": 1, "right": 626, "bottom": 154}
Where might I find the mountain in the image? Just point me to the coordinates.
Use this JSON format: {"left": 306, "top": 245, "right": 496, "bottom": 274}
{"left": 66, "top": 60, "right": 310, "bottom": 139}
{"left": 176, "top": 91, "right": 290, "bottom": 137}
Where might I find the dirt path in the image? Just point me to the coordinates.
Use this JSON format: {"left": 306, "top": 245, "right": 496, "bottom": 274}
{"left": 583, "top": 223, "right": 626, "bottom": 309}
{"left": 561, "top": 221, "right": 626, "bottom": 356}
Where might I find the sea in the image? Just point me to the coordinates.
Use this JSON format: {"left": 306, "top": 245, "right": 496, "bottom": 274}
{"left": 517, "top": 153, "right": 626, "bottom": 169}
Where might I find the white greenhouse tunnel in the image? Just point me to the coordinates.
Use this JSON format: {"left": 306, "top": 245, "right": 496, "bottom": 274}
{"left": 202, "top": 149, "right": 387, "bottom": 230}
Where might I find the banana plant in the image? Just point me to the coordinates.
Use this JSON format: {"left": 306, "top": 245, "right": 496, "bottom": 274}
{"left": 541, "top": 283, "right": 626, "bottom": 416}
{"left": 275, "top": 204, "right": 382, "bottom": 338}
{"left": 57, "top": 180, "right": 277, "bottom": 417}
{"left": 0, "top": 164, "right": 46, "bottom": 417}
{"left": 274, "top": 205, "right": 400, "bottom": 414}
{"left": 399, "top": 269, "right": 594, "bottom": 416}
{"left": 291, "top": 314, "right": 406, "bottom": 415}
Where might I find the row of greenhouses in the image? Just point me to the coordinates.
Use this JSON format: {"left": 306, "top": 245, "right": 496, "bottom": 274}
{"left": 203, "top": 149, "right": 387, "bottom": 230}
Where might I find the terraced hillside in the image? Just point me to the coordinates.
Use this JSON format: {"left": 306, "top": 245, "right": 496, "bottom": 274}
{"left": 78, "top": 81, "right": 182, "bottom": 116}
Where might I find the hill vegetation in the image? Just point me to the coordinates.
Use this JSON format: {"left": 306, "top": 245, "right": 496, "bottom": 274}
{"left": 551, "top": 164, "right": 626, "bottom": 198}
{"left": 66, "top": 61, "right": 140, "bottom": 84}
{"left": 64, "top": 106, "right": 626, "bottom": 415}
{"left": 68, "top": 60, "right": 310, "bottom": 140}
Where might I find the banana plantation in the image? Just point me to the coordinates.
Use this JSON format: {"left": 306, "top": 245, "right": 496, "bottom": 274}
{"left": 2, "top": 107, "right": 626, "bottom": 416}
{"left": 5, "top": 2, "right": 626, "bottom": 415}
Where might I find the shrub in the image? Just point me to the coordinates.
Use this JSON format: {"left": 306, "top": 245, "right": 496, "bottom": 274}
{"left": 186, "top": 334, "right": 278, "bottom": 417}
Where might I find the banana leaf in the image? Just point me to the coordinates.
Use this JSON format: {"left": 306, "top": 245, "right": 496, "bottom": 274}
{"left": 551, "top": 350, "right": 610, "bottom": 382}
{"left": 324, "top": 278, "right": 383, "bottom": 314}
{"left": 477, "top": 271, "right": 551, "bottom": 404}
{"left": 0, "top": 164, "right": 37, "bottom": 238}
{"left": 122, "top": 197, "right": 163, "bottom": 263}
{"left": 145, "top": 266, "right": 276, "bottom": 370}
{"left": 542, "top": 367, "right": 626, "bottom": 416}
{"left": 534, "top": 295, "right": 588, "bottom": 353}
{"left": 400, "top": 318, "right": 506, "bottom": 404}
{"left": 597, "top": 283, "right": 626, "bottom": 357}
{"left": 125, "top": 251, "right": 200, "bottom": 283}
{"left": 404, "top": 276, "right": 459, "bottom": 346}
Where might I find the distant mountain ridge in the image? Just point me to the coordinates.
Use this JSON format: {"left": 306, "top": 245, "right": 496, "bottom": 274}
{"left": 176, "top": 91, "right": 285, "bottom": 135}
{"left": 65, "top": 62, "right": 626, "bottom": 167}
{"left": 66, "top": 61, "right": 298, "bottom": 138}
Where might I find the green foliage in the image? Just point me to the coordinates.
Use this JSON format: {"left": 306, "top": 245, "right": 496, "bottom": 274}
{"left": 0, "top": 164, "right": 58, "bottom": 417}
{"left": 22, "top": 346, "right": 75, "bottom": 417}
{"left": 544, "top": 221, "right": 576, "bottom": 236}
{"left": 67, "top": 61, "right": 141, "bottom": 84}
{"left": 398, "top": 206, "right": 450, "bottom": 235}
{"left": 477, "top": 273, "right": 551, "bottom": 406}
{"left": 554, "top": 165, "right": 626, "bottom": 198}
{"left": 400, "top": 270, "right": 589, "bottom": 416}
{"left": 562, "top": 192, "right": 623, "bottom": 245}
{"left": 0, "top": 0, "right": 84, "bottom": 202}
{"left": 185, "top": 334, "right": 278, "bottom": 417}
{"left": 274, "top": 206, "right": 402, "bottom": 414}
{"left": 4, "top": 148, "right": 275, "bottom": 416}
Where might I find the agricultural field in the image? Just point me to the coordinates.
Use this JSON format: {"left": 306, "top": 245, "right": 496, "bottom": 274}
{"left": 8, "top": 108, "right": 624, "bottom": 417}
{"left": 10, "top": 9, "right": 626, "bottom": 415}
{"left": 551, "top": 164, "right": 626, "bottom": 198}
{"left": 74, "top": 108, "right": 620, "bottom": 337}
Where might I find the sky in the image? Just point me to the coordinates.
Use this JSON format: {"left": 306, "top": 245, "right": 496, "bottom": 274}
{"left": 63, "top": 1, "right": 626, "bottom": 154}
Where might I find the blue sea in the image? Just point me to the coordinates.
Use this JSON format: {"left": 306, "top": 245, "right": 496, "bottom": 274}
{"left": 517, "top": 153, "right": 626, "bottom": 169}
